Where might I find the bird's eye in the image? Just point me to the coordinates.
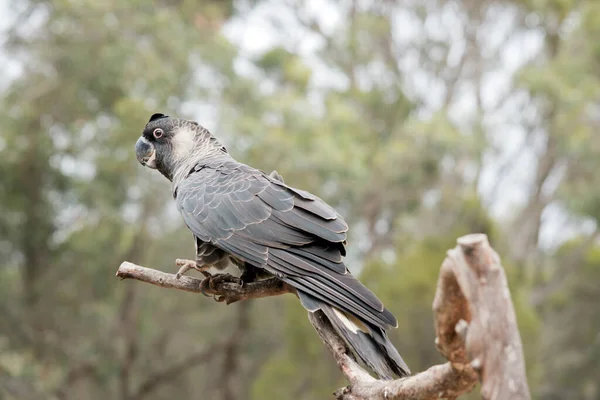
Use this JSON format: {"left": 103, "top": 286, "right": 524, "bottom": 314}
{"left": 153, "top": 128, "right": 163, "bottom": 139}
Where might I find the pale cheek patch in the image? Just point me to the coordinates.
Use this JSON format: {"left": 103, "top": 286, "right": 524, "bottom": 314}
{"left": 171, "top": 126, "right": 197, "bottom": 162}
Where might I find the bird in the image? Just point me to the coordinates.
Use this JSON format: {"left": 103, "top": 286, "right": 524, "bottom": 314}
{"left": 134, "top": 113, "right": 410, "bottom": 379}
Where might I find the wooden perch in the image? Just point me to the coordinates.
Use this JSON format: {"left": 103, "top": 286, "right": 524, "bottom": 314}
{"left": 328, "top": 234, "right": 530, "bottom": 399}
{"left": 116, "top": 233, "right": 530, "bottom": 400}
{"left": 308, "top": 311, "right": 477, "bottom": 400}
{"left": 116, "top": 261, "right": 295, "bottom": 304}
{"left": 433, "top": 234, "right": 531, "bottom": 399}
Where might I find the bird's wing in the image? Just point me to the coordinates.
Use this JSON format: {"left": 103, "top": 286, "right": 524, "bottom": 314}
{"left": 175, "top": 161, "right": 396, "bottom": 329}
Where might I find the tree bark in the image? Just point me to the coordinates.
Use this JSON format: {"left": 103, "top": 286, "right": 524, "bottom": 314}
{"left": 433, "top": 234, "right": 530, "bottom": 400}
{"left": 116, "top": 261, "right": 295, "bottom": 303}
{"left": 116, "top": 233, "right": 530, "bottom": 399}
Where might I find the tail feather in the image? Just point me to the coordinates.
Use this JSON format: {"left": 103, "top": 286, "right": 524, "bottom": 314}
{"left": 298, "top": 291, "right": 410, "bottom": 379}
{"left": 266, "top": 170, "right": 409, "bottom": 378}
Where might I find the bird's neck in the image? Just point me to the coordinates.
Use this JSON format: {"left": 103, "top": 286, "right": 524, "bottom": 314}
{"left": 170, "top": 142, "right": 231, "bottom": 189}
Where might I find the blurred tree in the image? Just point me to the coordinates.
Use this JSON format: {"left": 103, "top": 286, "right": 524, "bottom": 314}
{"left": 1, "top": 0, "right": 599, "bottom": 398}
{"left": 514, "top": 1, "right": 600, "bottom": 397}
{"left": 535, "top": 240, "right": 600, "bottom": 399}
{"left": 222, "top": 1, "right": 599, "bottom": 398}
{"left": 0, "top": 1, "right": 268, "bottom": 399}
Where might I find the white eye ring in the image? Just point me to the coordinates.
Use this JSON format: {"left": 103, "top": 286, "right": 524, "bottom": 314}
{"left": 153, "top": 128, "right": 163, "bottom": 139}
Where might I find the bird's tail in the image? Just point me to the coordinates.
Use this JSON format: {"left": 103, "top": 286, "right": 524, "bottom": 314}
{"left": 298, "top": 291, "right": 410, "bottom": 380}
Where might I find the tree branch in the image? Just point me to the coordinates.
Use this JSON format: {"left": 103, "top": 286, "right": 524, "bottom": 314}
{"left": 116, "top": 234, "right": 530, "bottom": 399}
{"left": 324, "top": 234, "right": 530, "bottom": 399}
{"left": 308, "top": 309, "right": 477, "bottom": 400}
{"left": 116, "top": 261, "right": 296, "bottom": 304}
{"left": 438, "top": 234, "right": 531, "bottom": 399}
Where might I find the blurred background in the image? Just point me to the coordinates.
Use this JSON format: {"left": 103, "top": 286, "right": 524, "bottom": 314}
{"left": 0, "top": 0, "right": 598, "bottom": 399}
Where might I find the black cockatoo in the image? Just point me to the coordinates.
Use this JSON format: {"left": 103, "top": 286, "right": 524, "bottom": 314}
{"left": 134, "top": 113, "right": 410, "bottom": 379}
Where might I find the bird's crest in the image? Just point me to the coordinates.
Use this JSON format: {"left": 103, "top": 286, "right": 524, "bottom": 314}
{"left": 148, "top": 113, "right": 168, "bottom": 123}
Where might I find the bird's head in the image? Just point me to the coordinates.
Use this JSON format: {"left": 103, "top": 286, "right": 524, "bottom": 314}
{"left": 135, "top": 113, "right": 226, "bottom": 182}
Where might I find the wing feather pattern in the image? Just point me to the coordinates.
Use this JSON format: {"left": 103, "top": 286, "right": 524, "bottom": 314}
{"left": 175, "top": 161, "right": 408, "bottom": 378}
{"left": 176, "top": 164, "right": 391, "bottom": 326}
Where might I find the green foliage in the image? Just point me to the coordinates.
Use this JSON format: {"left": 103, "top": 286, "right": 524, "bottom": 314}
{"left": 532, "top": 240, "right": 600, "bottom": 399}
{"left": 1, "top": 0, "right": 599, "bottom": 398}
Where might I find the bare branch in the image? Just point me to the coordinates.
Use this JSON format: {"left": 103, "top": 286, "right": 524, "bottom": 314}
{"left": 308, "top": 311, "right": 477, "bottom": 400}
{"left": 116, "top": 234, "right": 530, "bottom": 399}
{"left": 116, "top": 261, "right": 296, "bottom": 304}
{"left": 439, "top": 234, "right": 531, "bottom": 399}
{"left": 317, "top": 234, "right": 530, "bottom": 399}
{"left": 308, "top": 311, "right": 376, "bottom": 388}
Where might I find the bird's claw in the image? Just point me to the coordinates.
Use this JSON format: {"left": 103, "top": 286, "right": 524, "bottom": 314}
{"left": 175, "top": 259, "right": 195, "bottom": 279}
{"left": 199, "top": 273, "right": 241, "bottom": 301}
{"left": 175, "top": 259, "right": 210, "bottom": 279}
{"left": 198, "top": 271, "right": 213, "bottom": 297}
{"left": 210, "top": 273, "right": 242, "bottom": 289}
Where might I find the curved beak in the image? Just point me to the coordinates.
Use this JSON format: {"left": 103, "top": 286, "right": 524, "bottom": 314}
{"left": 135, "top": 136, "right": 157, "bottom": 169}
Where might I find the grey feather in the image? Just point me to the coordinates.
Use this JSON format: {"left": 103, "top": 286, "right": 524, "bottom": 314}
{"left": 163, "top": 135, "right": 407, "bottom": 379}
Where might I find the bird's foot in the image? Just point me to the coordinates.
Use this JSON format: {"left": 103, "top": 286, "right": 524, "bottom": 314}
{"left": 175, "top": 259, "right": 209, "bottom": 279}
{"left": 199, "top": 273, "right": 242, "bottom": 302}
